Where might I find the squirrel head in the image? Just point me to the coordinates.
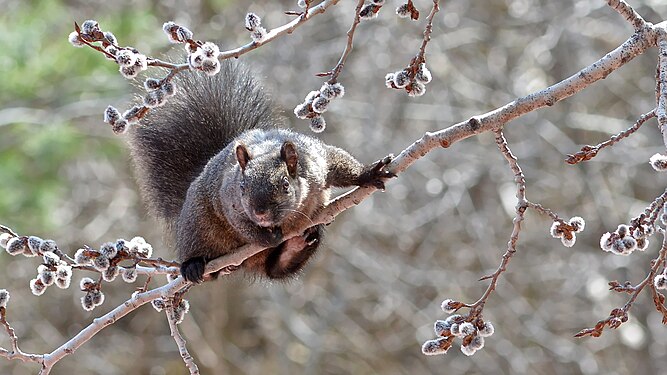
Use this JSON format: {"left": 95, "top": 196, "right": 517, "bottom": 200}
{"left": 235, "top": 141, "right": 304, "bottom": 227}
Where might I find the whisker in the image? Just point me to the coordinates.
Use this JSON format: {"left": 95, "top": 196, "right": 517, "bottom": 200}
{"left": 279, "top": 208, "right": 315, "bottom": 226}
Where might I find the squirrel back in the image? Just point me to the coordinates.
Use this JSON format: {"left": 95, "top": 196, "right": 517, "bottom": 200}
{"left": 128, "top": 61, "right": 282, "bottom": 226}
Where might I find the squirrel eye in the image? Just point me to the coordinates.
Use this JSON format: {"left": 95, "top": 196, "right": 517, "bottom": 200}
{"left": 282, "top": 176, "right": 290, "bottom": 191}
{"left": 239, "top": 180, "right": 245, "bottom": 192}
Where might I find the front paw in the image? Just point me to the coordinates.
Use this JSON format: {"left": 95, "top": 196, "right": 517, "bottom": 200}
{"left": 303, "top": 225, "right": 323, "bottom": 249}
{"left": 181, "top": 257, "right": 206, "bottom": 283}
{"left": 358, "top": 155, "right": 396, "bottom": 190}
{"left": 257, "top": 226, "right": 284, "bottom": 248}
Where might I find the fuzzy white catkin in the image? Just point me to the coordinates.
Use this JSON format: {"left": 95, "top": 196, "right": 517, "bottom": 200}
{"left": 244, "top": 13, "right": 262, "bottom": 31}
{"left": 461, "top": 344, "right": 477, "bottom": 356}
{"left": 0, "top": 233, "right": 12, "bottom": 248}
{"left": 30, "top": 279, "right": 46, "bottom": 296}
{"left": 469, "top": 335, "right": 485, "bottom": 350}
{"left": 421, "top": 338, "right": 449, "bottom": 355}
{"left": 250, "top": 27, "right": 268, "bottom": 43}
{"left": 42, "top": 251, "right": 61, "bottom": 266}
{"left": 81, "top": 293, "right": 95, "bottom": 311}
{"left": 91, "top": 290, "right": 105, "bottom": 306}
{"left": 440, "top": 299, "right": 457, "bottom": 313}
{"left": 80, "top": 20, "right": 98, "bottom": 35}
{"left": 152, "top": 298, "right": 166, "bottom": 312}
{"left": 478, "top": 321, "right": 495, "bottom": 337}
{"left": 649, "top": 153, "right": 667, "bottom": 171}
{"left": 0, "top": 289, "right": 9, "bottom": 308}
{"left": 560, "top": 234, "right": 576, "bottom": 247}
{"left": 5, "top": 237, "right": 25, "bottom": 255}
{"left": 122, "top": 267, "right": 138, "bottom": 283}
{"left": 80, "top": 277, "right": 96, "bottom": 290}
{"left": 68, "top": 31, "right": 84, "bottom": 47}
{"left": 459, "top": 322, "right": 476, "bottom": 336}
{"left": 396, "top": 4, "right": 411, "bottom": 18}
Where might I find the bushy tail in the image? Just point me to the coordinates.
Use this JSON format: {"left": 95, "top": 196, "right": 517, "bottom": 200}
{"left": 129, "top": 61, "right": 281, "bottom": 225}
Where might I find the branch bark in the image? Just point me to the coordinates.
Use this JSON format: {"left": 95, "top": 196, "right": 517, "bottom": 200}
{"left": 166, "top": 307, "right": 199, "bottom": 374}
{"left": 202, "top": 23, "right": 662, "bottom": 279}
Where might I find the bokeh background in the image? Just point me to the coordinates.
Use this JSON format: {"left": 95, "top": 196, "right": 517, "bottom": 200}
{"left": 2, "top": 0, "right": 667, "bottom": 374}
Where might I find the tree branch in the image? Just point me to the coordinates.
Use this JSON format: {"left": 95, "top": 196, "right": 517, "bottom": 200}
{"left": 326, "top": 0, "right": 365, "bottom": 82}
{"left": 202, "top": 24, "right": 662, "bottom": 279}
{"left": 468, "top": 130, "right": 527, "bottom": 310}
{"left": 166, "top": 307, "right": 199, "bottom": 374}
{"left": 0, "top": 308, "right": 43, "bottom": 364}
{"left": 576, "top": 231, "right": 667, "bottom": 338}
{"left": 38, "top": 279, "right": 187, "bottom": 374}
{"left": 218, "top": 0, "right": 341, "bottom": 60}
{"left": 606, "top": 0, "right": 648, "bottom": 31}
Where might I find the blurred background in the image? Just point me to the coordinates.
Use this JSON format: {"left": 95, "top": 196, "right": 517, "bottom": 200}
{"left": 2, "top": 0, "right": 667, "bottom": 374}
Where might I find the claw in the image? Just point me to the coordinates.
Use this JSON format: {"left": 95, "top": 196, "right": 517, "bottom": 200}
{"left": 303, "top": 225, "right": 322, "bottom": 248}
{"left": 306, "top": 237, "right": 319, "bottom": 246}
{"left": 181, "top": 257, "right": 206, "bottom": 283}
{"left": 358, "top": 154, "right": 396, "bottom": 190}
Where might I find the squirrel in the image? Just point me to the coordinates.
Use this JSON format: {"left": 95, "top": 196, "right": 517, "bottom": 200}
{"left": 128, "top": 60, "right": 394, "bottom": 283}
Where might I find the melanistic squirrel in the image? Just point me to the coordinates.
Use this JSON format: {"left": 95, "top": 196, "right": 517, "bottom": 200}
{"left": 129, "top": 61, "right": 394, "bottom": 283}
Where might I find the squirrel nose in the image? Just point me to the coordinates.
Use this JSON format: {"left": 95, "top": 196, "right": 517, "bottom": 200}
{"left": 253, "top": 208, "right": 270, "bottom": 220}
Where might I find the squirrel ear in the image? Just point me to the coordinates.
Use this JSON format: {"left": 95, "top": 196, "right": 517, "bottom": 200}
{"left": 236, "top": 144, "right": 251, "bottom": 171}
{"left": 281, "top": 141, "right": 298, "bottom": 178}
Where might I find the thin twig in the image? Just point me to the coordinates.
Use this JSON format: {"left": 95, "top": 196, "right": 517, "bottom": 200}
{"left": 327, "top": 0, "right": 366, "bottom": 82}
{"left": 416, "top": 0, "right": 440, "bottom": 63}
{"left": 575, "top": 232, "right": 667, "bottom": 337}
{"left": 656, "top": 34, "right": 667, "bottom": 149}
{"left": 468, "top": 130, "right": 527, "bottom": 310}
{"left": 606, "top": 0, "right": 648, "bottom": 32}
{"left": 0, "top": 225, "right": 18, "bottom": 237}
{"left": 646, "top": 187, "right": 667, "bottom": 227}
{"left": 526, "top": 201, "right": 561, "bottom": 221}
{"left": 566, "top": 110, "right": 656, "bottom": 164}
{"left": 139, "top": 274, "right": 152, "bottom": 294}
{"left": 218, "top": 0, "right": 341, "bottom": 60}
{"left": 0, "top": 308, "right": 43, "bottom": 364}
{"left": 166, "top": 308, "right": 200, "bottom": 374}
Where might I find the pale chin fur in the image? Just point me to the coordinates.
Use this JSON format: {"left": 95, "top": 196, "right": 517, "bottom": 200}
{"left": 255, "top": 219, "right": 275, "bottom": 228}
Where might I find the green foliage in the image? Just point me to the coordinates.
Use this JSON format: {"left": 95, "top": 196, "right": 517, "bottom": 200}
{"left": 0, "top": 124, "right": 79, "bottom": 232}
{"left": 0, "top": 1, "right": 153, "bottom": 233}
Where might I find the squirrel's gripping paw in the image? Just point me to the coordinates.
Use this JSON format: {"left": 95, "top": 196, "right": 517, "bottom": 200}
{"left": 358, "top": 154, "right": 396, "bottom": 191}
{"left": 181, "top": 257, "right": 206, "bottom": 283}
{"left": 257, "top": 226, "right": 284, "bottom": 248}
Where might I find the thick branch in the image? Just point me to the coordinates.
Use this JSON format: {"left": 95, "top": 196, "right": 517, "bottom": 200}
{"left": 203, "top": 25, "right": 660, "bottom": 278}
{"left": 39, "top": 279, "right": 187, "bottom": 374}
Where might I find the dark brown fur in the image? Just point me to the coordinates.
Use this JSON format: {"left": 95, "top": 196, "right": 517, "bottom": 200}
{"left": 129, "top": 61, "right": 394, "bottom": 282}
